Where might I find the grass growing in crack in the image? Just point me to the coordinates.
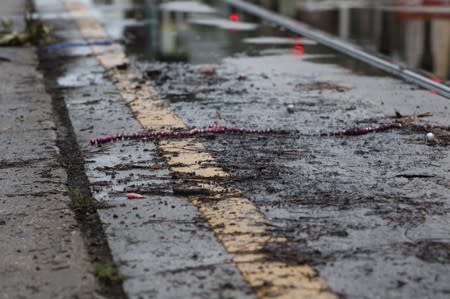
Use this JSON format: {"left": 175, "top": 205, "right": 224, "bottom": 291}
{"left": 69, "top": 187, "right": 111, "bottom": 211}
{"left": 95, "top": 264, "right": 123, "bottom": 284}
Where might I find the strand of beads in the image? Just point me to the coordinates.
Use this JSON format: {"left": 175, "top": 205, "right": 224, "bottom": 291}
{"left": 90, "top": 124, "right": 276, "bottom": 146}
{"left": 90, "top": 123, "right": 450, "bottom": 145}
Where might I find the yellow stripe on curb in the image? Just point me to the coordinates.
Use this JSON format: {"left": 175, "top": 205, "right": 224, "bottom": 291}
{"left": 64, "top": 1, "right": 338, "bottom": 298}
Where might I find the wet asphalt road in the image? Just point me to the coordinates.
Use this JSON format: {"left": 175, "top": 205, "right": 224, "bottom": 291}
{"left": 35, "top": 0, "right": 450, "bottom": 298}
{"left": 141, "top": 56, "right": 450, "bottom": 298}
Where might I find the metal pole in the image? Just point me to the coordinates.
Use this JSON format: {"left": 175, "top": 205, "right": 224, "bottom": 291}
{"left": 224, "top": 0, "right": 450, "bottom": 99}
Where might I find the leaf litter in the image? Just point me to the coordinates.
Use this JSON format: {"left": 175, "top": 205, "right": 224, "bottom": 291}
{"left": 0, "top": 14, "right": 52, "bottom": 46}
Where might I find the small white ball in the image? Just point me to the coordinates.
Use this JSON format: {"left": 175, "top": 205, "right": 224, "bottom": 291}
{"left": 426, "top": 132, "right": 436, "bottom": 142}
{"left": 287, "top": 104, "right": 295, "bottom": 113}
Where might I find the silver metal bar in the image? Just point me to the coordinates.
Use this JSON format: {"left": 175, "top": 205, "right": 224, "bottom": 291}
{"left": 224, "top": 0, "right": 450, "bottom": 99}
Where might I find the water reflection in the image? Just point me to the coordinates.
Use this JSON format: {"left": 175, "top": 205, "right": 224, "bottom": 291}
{"left": 88, "top": 0, "right": 449, "bottom": 81}
{"left": 248, "top": 0, "right": 450, "bottom": 81}
{"left": 90, "top": 0, "right": 307, "bottom": 63}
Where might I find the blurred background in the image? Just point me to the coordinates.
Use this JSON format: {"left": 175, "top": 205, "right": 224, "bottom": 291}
{"left": 88, "top": 0, "right": 450, "bottom": 82}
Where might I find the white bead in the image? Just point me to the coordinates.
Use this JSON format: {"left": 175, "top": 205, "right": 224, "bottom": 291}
{"left": 287, "top": 104, "right": 295, "bottom": 113}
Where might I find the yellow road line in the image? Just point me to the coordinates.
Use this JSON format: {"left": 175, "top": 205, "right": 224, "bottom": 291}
{"left": 64, "top": 1, "right": 338, "bottom": 298}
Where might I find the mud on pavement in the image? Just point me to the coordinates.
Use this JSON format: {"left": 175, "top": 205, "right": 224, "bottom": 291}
{"left": 137, "top": 58, "right": 450, "bottom": 298}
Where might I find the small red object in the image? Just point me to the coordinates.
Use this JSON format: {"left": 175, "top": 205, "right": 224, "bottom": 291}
{"left": 229, "top": 12, "right": 239, "bottom": 22}
{"left": 294, "top": 43, "right": 304, "bottom": 56}
{"left": 127, "top": 192, "right": 145, "bottom": 200}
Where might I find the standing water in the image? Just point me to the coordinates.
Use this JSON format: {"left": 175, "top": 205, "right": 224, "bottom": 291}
{"left": 85, "top": 0, "right": 448, "bottom": 83}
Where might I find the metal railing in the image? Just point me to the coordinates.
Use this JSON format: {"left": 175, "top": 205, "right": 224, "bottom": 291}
{"left": 224, "top": 0, "right": 450, "bottom": 99}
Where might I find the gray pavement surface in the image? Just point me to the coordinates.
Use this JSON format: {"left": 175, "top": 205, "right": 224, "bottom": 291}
{"left": 0, "top": 1, "right": 99, "bottom": 297}
{"left": 158, "top": 56, "right": 450, "bottom": 299}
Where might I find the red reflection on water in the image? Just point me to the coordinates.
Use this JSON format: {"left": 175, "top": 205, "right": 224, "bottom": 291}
{"left": 229, "top": 12, "right": 239, "bottom": 22}
{"left": 429, "top": 76, "right": 442, "bottom": 94}
{"left": 294, "top": 39, "right": 304, "bottom": 56}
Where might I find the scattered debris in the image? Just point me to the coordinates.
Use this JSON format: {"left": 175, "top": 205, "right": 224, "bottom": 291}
{"left": 295, "top": 81, "right": 351, "bottom": 92}
{"left": 145, "top": 68, "right": 163, "bottom": 80}
{"left": 115, "top": 62, "right": 129, "bottom": 70}
{"left": 328, "top": 123, "right": 450, "bottom": 137}
{"left": 327, "top": 111, "right": 445, "bottom": 138}
{"left": 394, "top": 111, "right": 432, "bottom": 125}
{"left": 173, "top": 187, "right": 213, "bottom": 196}
{"left": 198, "top": 64, "right": 216, "bottom": 76}
{"left": 149, "top": 163, "right": 163, "bottom": 170}
{"left": 126, "top": 192, "right": 145, "bottom": 200}
{"left": 0, "top": 15, "right": 52, "bottom": 46}
{"left": 425, "top": 131, "right": 450, "bottom": 144}
{"left": 395, "top": 173, "right": 435, "bottom": 179}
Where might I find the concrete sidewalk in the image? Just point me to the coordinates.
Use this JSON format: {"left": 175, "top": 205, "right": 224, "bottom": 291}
{"left": 0, "top": 1, "right": 99, "bottom": 298}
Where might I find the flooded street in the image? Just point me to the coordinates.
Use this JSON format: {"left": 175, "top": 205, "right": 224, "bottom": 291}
{"left": 8, "top": 0, "right": 449, "bottom": 298}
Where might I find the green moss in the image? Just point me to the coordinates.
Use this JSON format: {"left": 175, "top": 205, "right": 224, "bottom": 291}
{"left": 95, "top": 264, "right": 123, "bottom": 284}
{"left": 69, "top": 187, "right": 112, "bottom": 211}
{"left": 69, "top": 188, "right": 94, "bottom": 210}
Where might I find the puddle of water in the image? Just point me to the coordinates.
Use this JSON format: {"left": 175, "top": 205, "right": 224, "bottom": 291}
{"left": 189, "top": 17, "right": 258, "bottom": 30}
{"left": 160, "top": 1, "right": 216, "bottom": 13}
{"left": 57, "top": 71, "right": 104, "bottom": 87}
{"left": 85, "top": 0, "right": 333, "bottom": 64}
{"left": 242, "top": 36, "right": 317, "bottom": 45}
{"left": 83, "top": 0, "right": 449, "bottom": 84}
